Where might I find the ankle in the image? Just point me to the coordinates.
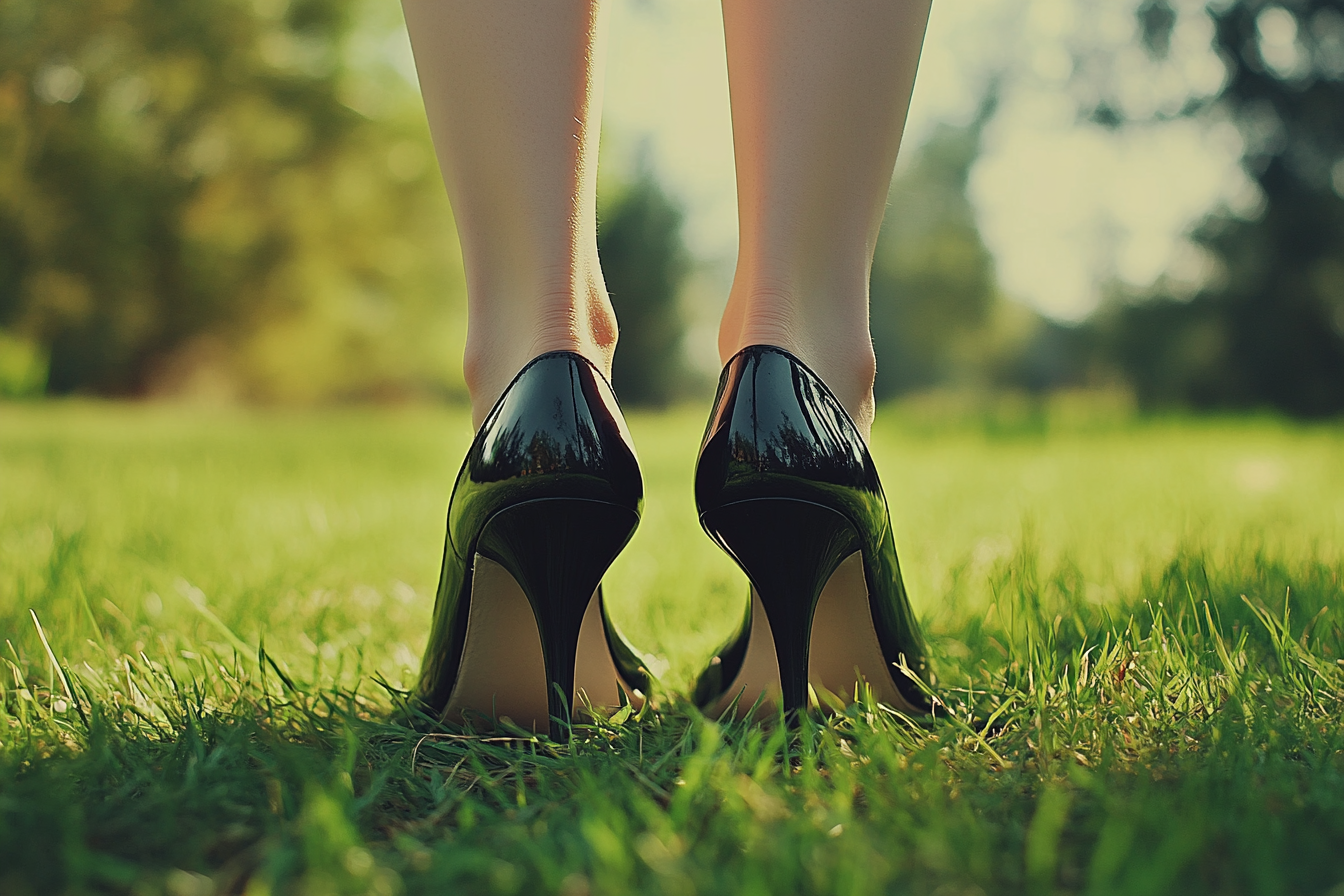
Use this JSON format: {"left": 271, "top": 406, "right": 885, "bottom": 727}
{"left": 464, "top": 276, "right": 618, "bottom": 428}
{"left": 719, "top": 280, "right": 877, "bottom": 438}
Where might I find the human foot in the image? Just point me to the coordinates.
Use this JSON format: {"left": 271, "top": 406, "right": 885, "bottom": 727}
{"left": 717, "top": 279, "right": 877, "bottom": 440}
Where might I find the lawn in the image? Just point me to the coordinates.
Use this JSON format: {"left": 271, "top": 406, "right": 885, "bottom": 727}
{"left": 1, "top": 399, "right": 1342, "bottom": 895}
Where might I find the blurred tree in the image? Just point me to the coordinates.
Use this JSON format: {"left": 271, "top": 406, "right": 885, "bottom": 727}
{"left": 598, "top": 169, "right": 690, "bottom": 406}
{"left": 1096, "top": 0, "right": 1344, "bottom": 416}
{"left": 0, "top": 0, "right": 464, "bottom": 400}
{"left": 870, "top": 99, "right": 1000, "bottom": 397}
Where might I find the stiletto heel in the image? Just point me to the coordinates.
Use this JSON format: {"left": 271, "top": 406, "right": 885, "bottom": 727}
{"left": 699, "top": 498, "right": 858, "bottom": 715}
{"left": 695, "top": 345, "right": 932, "bottom": 717}
{"left": 477, "top": 498, "right": 640, "bottom": 731}
{"left": 416, "top": 351, "right": 645, "bottom": 740}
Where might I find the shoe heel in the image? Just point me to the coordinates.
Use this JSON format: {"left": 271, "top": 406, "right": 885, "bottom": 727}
{"left": 700, "top": 498, "right": 860, "bottom": 715}
{"left": 477, "top": 498, "right": 639, "bottom": 739}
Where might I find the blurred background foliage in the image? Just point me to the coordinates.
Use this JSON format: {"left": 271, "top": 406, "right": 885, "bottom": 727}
{"left": 597, "top": 167, "right": 691, "bottom": 407}
{"left": 1095, "top": 0, "right": 1344, "bottom": 416}
{"left": 0, "top": 0, "right": 465, "bottom": 402}
{"left": 0, "top": 0, "right": 1341, "bottom": 415}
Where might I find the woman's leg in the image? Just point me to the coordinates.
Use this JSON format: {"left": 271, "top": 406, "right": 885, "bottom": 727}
{"left": 401, "top": 0, "right": 614, "bottom": 427}
{"left": 718, "top": 0, "right": 931, "bottom": 438}
{"left": 403, "top": 2, "right": 632, "bottom": 728}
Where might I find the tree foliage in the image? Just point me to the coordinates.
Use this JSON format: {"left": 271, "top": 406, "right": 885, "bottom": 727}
{"left": 870, "top": 102, "right": 1000, "bottom": 398}
{"left": 0, "top": 0, "right": 464, "bottom": 400}
{"left": 1101, "top": 0, "right": 1344, "bottom": 416}
{"left": 598, "top": 171, "right": 690, "bottom": 406}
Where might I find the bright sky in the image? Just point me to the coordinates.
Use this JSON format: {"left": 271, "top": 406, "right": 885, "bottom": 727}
{"left": 600, "top": 0, "right": 1256, "bottom": 321}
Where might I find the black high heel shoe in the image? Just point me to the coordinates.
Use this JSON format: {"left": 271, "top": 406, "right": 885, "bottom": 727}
{"left": 694, "top": 345, "right": 932, "bottom": 717}
{"left": 416, "top": 351, "right": 644, "bottom": 740}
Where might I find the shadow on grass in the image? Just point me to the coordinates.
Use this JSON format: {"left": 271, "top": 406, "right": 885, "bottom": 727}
{"left": 3, "top": 545, "right": 1344, "bottom": 896}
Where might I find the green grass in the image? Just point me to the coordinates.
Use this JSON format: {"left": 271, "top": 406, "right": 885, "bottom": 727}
{"left": 2, "top": 400, "right": 1343, "bottom": 895}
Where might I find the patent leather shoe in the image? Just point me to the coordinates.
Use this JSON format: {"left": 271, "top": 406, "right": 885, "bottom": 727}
{"left": 694, "top": 345, "right": 932, "bottom": 717}
{"left": 416, "top": 351, "right": 645, "bottom": 739}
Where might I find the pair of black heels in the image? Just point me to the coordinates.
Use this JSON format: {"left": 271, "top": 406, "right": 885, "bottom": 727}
{"left": 415, "top": 345, "right": 931, "bottom": 739}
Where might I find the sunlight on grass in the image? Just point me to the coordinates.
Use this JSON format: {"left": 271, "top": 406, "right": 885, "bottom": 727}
{"left": 8, "top": 400, "right": 1336, "bottom": 691}
{"left": 1, "top": 401, "right": 1342, "bottom": 894}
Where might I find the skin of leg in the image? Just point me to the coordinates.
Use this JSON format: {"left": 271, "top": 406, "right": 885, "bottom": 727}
{"left": 718, "top": 0, "right": 932, "bottom": 438}
{"left": 715, "top": 1, "right": 932, "bottom": 713}
{"left": 402, "top": 2, "right": 628, "bottom": 726}
{"left": 401, "top": 0, "right": 614, "bottom": 426}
